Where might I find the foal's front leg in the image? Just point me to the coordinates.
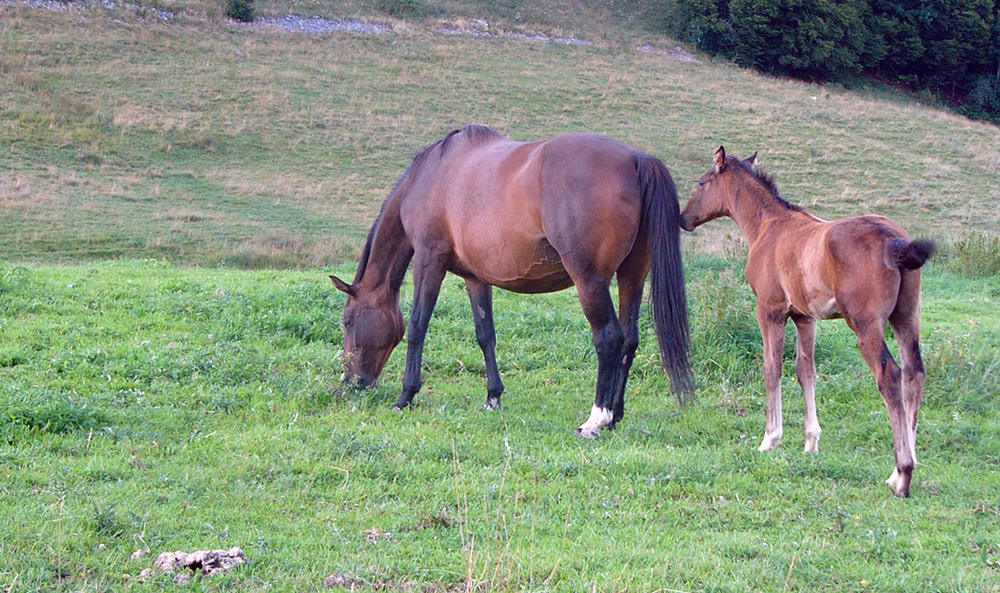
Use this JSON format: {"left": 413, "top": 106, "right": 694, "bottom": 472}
{"left": 757, "top": 307, "right": 788, "bottom": 451}
{"left": 465, "top": 278, "right": 505, "bottom": 410}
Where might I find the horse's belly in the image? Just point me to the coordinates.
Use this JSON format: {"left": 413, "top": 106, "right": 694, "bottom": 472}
{"left": 458, "top": 238, "right": 573, "bottom": 294}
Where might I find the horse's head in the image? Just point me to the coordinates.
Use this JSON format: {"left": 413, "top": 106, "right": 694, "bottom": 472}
{"left": 331, "top": 275, "right": 405, "bottom": 389}
{"left": 680, "top": 146, "right": 757, "bottom": 231}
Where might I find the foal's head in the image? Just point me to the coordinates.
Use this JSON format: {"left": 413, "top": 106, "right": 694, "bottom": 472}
{"left": 331, "top": 275, "right": 405, "bottom": 389}
{"left": 680, "top": 146, "right": 759, "bottom": 231}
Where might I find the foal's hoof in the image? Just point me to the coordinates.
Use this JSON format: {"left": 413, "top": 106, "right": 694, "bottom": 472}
{"left": 483, "top": 397, "right": 502, "bottom": 411}
{"left": 885, "top": 468, "right": 912, "bottom": 498}
{"left": 758, "top": 432, "right": 783, "bottom": 452}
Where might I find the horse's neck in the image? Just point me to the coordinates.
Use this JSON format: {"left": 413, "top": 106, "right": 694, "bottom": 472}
{"left": 357, "top": 203, "right": 413, "bottom": 300}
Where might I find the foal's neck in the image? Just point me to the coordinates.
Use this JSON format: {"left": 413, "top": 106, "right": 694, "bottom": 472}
{"left": 727, "top": 180, "right": 799, "bottom": 244}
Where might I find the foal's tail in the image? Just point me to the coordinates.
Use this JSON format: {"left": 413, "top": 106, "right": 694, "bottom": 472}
{"left": 887, "top": 238, "right": 937, "bottom": 271}
{"left": 636, "top": 154, "right": 696, "bottom": 404}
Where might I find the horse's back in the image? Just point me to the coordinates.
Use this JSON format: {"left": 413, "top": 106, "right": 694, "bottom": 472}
{"left": 406, "top": 131, "right": 648, "bottom": 292}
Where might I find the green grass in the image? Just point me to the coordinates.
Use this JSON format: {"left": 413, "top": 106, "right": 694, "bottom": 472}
{"left": 1, "top": 260, "right": 999, "bottom": 592}
{"left": 3, "top": 1, "right": 1000, "bottom": 590}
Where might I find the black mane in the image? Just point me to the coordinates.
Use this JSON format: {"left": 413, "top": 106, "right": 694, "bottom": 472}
{"left": 734, "top": 157, "right": 805, "bottom": 213}
{"left": 352, "top": 125, "right": 503, "bottom": 284}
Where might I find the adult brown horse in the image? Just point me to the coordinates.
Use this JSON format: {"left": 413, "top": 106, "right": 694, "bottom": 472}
{"left": 681, "top": 147, "right": 934, "bottom": 497}
{"left": 331, "top": 125, "right": 695, "bottom": 437}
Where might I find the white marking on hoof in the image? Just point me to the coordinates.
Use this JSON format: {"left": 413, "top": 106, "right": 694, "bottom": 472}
{"left": 886, "top": 468, "right": 903, "bottom": 491}
{"left": 758, "top": 430, "right": 783, "bottom": 452}
{"left": 804, "top": 430, "right": 821, "bottom": 454}
{"left": 484, "top": 397, "right": 502, "bottom": 411}
{"left": 576, "top": 405, "right": 612, "bottom": 439}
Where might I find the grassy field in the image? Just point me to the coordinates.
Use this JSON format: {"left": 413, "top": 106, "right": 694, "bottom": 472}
{"left": 2, "top": 1, "right": 1000, "bottom": 591}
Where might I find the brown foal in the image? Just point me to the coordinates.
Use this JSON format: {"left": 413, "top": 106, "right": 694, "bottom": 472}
{"left": 681, "top": 147, "right": 934, "bottom": 497}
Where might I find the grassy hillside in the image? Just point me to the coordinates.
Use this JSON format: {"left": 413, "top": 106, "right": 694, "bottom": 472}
{"left": 2, "top": 1, "right": 1000, "bottom": 592}
{"left": 3, "top": 0, "right": 999, "bottom": 267}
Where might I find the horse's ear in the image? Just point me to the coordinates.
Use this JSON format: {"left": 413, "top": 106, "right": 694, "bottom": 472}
{"left": 330, "top": 275, "right": 356, "bottom": 296}
{"left": 745, "top": 151, "right": 759, "bottom": 169}
{"left": 714, "top": 146, "right": 726, "bottom": 172}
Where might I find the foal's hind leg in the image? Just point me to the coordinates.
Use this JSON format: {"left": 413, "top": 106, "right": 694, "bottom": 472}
{"left": 889, "top": 270, "right": 926, "bottom": 482}
{"left": 851, "top": 318, "right": 914, "bottom": 497}
{"left": 465, "top": 278, "right": 505, "bottom": 410}
{"left": 575, "top": 279, "right": 625, "bottom": 439}
{"left": 792, "top": 315, "right": 822, "bottom": 453}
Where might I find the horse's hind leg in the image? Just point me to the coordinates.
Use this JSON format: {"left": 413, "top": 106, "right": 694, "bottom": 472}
{"left": 575, "top": 278, "right": 625, "bottom": 439}
{"left": 465, "top": 278, "right": 505, "bottom": 410}
{"left": 610, "top": 259, "right": 648, "bottom": 425}
{"left": 792, "top": 315, "right": 822, "bottom": 453}
{"left": 851, "top": 318, "right": 914, "bottom": 497}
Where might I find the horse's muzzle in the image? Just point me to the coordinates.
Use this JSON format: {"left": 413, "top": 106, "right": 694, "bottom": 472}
{"left": 341, "top": 372, "right": 378, "bottom": 390}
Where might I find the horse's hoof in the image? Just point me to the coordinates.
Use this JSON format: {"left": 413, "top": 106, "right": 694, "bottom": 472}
{"left": 484, "top": 397, "right": 502, "bottom": 411}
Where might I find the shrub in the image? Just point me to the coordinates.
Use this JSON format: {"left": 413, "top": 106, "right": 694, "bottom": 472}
{"left": 662, "top": 0, "right": 1000, "bottom": 123}
{"left": 225, "top": 0, "right": 254, "bottom": 23}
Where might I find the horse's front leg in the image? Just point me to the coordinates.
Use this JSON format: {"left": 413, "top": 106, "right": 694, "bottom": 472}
{"left": 757, "top": 307, "right": 788, "bottom": 451}
{"left": 395, "top": 258, "right": 447, "bottom": 410}
{"left": 792, "top": 315, "right": 822, "bottom": 453}
{"left": 465, "top": 278, "right": 505, "bottom": 410}
{"left": 575, "top": 279, "right": 625, "bottom": 439}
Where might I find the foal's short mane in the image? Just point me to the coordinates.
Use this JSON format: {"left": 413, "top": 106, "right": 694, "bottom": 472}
{"left": 352, "top": 125, "right": 503, "bottom": 284}
{"left": 734, "top": 157, "right": 805, "bottom": 213}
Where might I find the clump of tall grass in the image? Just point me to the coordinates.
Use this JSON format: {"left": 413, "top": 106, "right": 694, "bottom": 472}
{"left": 945, "top": 232, "right": 1000, "bottom": 277}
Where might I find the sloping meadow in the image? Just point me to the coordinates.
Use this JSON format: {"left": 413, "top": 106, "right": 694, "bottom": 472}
{"left": 2, "top": 1, "right": 1000, "bottom": 591}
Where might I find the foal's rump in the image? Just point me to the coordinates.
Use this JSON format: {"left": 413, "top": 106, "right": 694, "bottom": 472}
{"left": 826, "top": 215, "right": 934, "bottom": 272}
{"left": 822, "top": 215, "right": 934, "bottom": 319}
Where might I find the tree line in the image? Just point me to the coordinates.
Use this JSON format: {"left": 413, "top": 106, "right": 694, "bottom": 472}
{"left": 658, "top": 0, "right": 1000, "bottom": 123}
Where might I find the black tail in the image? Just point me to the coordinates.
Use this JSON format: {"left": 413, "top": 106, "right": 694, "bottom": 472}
{"left": 887, "top": 239, "right": 936, "bottom": 271}
{"left": 636, "top": 154, "right": 696, "bottom": 404}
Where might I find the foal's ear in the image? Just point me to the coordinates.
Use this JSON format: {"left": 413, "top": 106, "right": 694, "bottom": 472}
{"left": 745, "top": 151, "right": 759, "bottom": 169}
{"left": 714, "top": 146, "right": 726, "bottom": 172}
{"left": 330, "top": 275, "right": 356, "bottom": 296}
